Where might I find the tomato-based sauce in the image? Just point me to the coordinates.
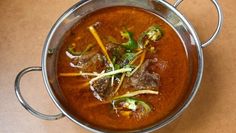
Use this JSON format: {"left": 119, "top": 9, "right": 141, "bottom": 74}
{"left": 56, "top": 6, "right": 190, "bottom": 131}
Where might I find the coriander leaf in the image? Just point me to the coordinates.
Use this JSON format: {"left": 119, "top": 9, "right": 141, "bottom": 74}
{"left": 114, "top": 64, "right": 121, "bottom": 70}
{"left": 122, "top": 53, "right": 136, "bottom": 62}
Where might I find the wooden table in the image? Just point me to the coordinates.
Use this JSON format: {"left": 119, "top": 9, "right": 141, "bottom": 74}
{"left": 0, "top": 0, "right": 235, "bottom": 133}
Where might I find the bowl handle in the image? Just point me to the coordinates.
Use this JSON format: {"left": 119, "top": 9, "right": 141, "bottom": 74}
{"left": 15, "top": 66, "right": 64, "bottom": 120}
{"left": 173, "top": 0, "right": 223, "bottom": 48}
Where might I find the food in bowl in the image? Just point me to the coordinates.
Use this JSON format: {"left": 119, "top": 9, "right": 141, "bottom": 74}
{"left": 57, "top": 6, "right": 189, "bottom": 130}
{"left": 14, "top": 0, "right": 222, "bottom": 132}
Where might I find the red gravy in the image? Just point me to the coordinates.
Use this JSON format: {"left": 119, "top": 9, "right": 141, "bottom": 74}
{"left": 57, "top": 6, "right": 189, "bottom": 131}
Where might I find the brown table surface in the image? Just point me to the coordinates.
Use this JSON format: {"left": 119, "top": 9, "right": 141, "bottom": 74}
{"left": 0, "top": 0, "right": 235, "bottom": 133}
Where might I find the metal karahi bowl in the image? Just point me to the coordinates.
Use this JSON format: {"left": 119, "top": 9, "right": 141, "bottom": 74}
{"left": 15, "top": 0, "right": 223, "bottom": 132}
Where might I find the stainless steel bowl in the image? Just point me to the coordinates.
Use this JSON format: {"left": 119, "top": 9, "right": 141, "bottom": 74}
{"left": 15, "top": 0, "right": 223, "bottom": 132}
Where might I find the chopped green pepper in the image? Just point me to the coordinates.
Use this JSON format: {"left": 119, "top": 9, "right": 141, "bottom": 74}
{"left": 120, "top": 31, "right": 138, "bottom": 51}
{"left": 138, "top": 25, "right": 163, "bottom": 48}
{"left": 68, "top": 43, "right": 81, "bottom": 55}
{"left": 112, "top": 97, "right": 152, "bottom": 117}
{"left": 68, "top": 43, "right": 94, "bottom": 56}
{"left": 146, "top": 25, "right": 163, "bottom": 41}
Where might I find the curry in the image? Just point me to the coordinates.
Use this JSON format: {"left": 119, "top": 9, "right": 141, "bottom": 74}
{"left": 57, "top": 6, "right": 189, "bottom": 130}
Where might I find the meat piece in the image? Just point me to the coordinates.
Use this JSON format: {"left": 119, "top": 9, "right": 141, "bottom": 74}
{"left": 148, "top": 59, "right": 168, "bottom": 72}
{"left": 90, "top": 77, "right": 113, "bottom": 101}
{"left": 129, "top": 59, "right": 160, "bottom": 90}
{"left": 106, "top": 43, "right": 119, "bottom": 51}
{"left": 71, "top": 53, "right": 105, "bottom": 72}
{"left": 107, "top": 43, "right": 125, "bottom": 58}
{"left": 157, "top": 60, "right": 168, "bottom": 71}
